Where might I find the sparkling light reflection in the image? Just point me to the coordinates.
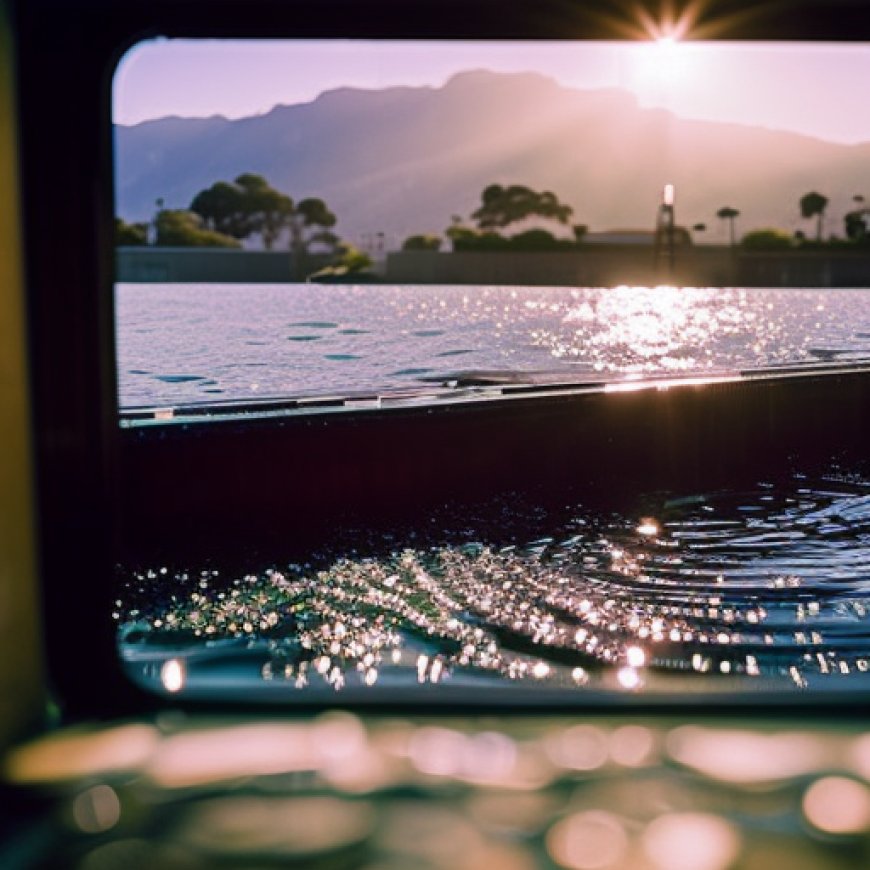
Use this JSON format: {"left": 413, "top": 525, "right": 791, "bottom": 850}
{"left": 626, "top": 646, "right": 646, "bottom": 668}
{"left": 617, "top": 667, "right": 642, "bottom": 691}
{"left": 120, "top": 285, "right": 870, "bottom": 407}
{"left": 159, "top": 658, "right": 185, "bottom": 693}
{"left": 118, "top": 474, "right": 870, "bottom": 696}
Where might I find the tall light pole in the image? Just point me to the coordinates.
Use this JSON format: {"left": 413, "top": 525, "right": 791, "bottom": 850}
{"left": 655, "top": 183, "right": 676, "bottom": 280}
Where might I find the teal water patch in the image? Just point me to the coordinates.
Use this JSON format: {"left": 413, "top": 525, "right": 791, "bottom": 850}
{"left": 392, "top": 367, "right": 433, "bottom": 376}
{"left": 154, "top": 374, "right": 206, "bottom": 383}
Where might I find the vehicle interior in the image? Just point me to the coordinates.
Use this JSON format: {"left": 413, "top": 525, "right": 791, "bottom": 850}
{"left": 4, "top": 0, "right": 870, "bottom": 867}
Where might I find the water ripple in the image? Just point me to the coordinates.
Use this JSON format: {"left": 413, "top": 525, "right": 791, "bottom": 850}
{"left": 118, "top": 472, "right": 870, "bottom": 695}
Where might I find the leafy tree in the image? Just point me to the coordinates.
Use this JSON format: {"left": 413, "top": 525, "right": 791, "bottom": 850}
{"left": 189, "top": 181, "right": 249, "bottom": 238}
{"left": 115, "top": 217, "right": 148, "bottom": 246}
{"left": 308, "top": 229, "right": 341, "bottom": 251}
{"left": 741, "top": 228, "right": 794, "bottom": 250}
{"left": 277, "top": 197, "right": 337, "bottom": 279}
{"left": 799, "top": 191, "right": 829, "bottom": 242}
{"left": 572, "top": 224, "right": 588, "bottom": 244}
{"left": 445, "top": 216, "right": 476, "bottom": 251}
{"left": 716, "top": 206, "right": 740, "bottom": 247}
{"left": 446, "top": 227, "right": 507, "bottom": 252}
{"left": 444, "top": 225, "right": 585, "bottom": 253}
{"left": 155, "top": 209, "right": 241, "bottom": 247}
{"left": 471, "top": 183, "right": 573, "bottom": 231}
{"left": 307, "top": 242, "right": 373, "bottom": 282}
{"left": 335, "top": 242, "right": 373, "bottom": 272}
{"left": 289, "top": 198, "right": 337, "bottom": 254}
{"left": 506, "top": 229, "right": 576, "bottom": 251}
{"left": 190, "top": 175, "right": 338, "bottom": 257}
{"left": 234, "top": 173, "right": 294, "bottom": 250}
{"left": 402, "top": 233, "right": 442, "bottom": 252}
{"left": 844, "top": 207, "right": 870, "bottom": 243}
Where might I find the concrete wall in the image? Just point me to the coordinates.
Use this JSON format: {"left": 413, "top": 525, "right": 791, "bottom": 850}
{"left": 386, "top": 248, "right": 870, "bottom": 287}
{"left": 385, "top": 248, "right": 738, "bottom": 287}
{"left": 116, "top": 247, "right": 331, "bottom": 283}
{"left": 117, "top": 246, "right": 870, "bottom": 288}
{"left": 739, "top": 251, "right": 870, "bottom": 288}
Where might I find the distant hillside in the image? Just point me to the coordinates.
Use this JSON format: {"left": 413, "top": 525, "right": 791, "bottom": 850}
{"left": 115, "top": 69, "right": 870, "bottom": 246}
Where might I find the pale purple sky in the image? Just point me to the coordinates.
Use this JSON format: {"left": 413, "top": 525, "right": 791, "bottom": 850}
{"left": 114, "top": 39, "right": 870, "bottom": 144}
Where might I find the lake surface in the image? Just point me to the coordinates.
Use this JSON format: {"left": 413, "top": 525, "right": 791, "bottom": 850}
{"left": 115, "top": 283, "right": 870, "bottom": 700}
{"left": 115, "top": 283, "right": 870, "bottom": 408}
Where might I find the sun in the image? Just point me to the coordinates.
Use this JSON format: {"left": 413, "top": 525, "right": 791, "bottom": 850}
{"left": 618, "top": 0, "right": 704, "bottom": 96}
{"left": 622, "top": 38, "right": 699, "bottom": 104}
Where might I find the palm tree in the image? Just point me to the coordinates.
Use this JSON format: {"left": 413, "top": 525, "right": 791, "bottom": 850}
{"left": 799, "top": 191, "right": 829, "bottom": 242}
{"left": 716, "top": 206, "right": 740, "bottom": 248}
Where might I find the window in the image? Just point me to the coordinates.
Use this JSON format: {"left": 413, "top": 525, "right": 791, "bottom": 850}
{"left": 13, "top": 0, "right": 870, "bottom": 713}
{"left": 109, "top": 34, "right": 870, "bottom": 704}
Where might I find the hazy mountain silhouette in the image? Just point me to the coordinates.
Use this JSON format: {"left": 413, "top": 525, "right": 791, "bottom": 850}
{"left": 115, "top": 69, "right": 870, "bottom": 245}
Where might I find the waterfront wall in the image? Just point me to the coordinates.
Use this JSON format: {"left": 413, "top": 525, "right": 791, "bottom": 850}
{"left": 116, "top": 247, "right": 330, "bottom": 283}
{"left": 385, "top": 248, "right": 737, "bottom": 287}
{"left": 386, "top": 249, "right": 870, "bottom": 288}
{"left": 116, "top": 246, "right": 870, "bottom": 287}
{"left": 738, "top": 251, "right": 870, "bottom": 288}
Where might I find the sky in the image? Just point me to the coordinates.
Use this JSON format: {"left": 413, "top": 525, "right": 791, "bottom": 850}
{"left": 114, "top": 38, "right": 870, "bottom": 144}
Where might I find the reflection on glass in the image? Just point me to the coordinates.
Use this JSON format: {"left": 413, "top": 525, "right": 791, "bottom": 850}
{"left": 803, "top": 776, "right": 870, "bottom": 835}
{"left": 641, "top": 813, "right": 741, "bottom": 870}
{"left": 72, "top": 785, "right": 121, "bottom": 835}
{"left": 546, "top": 810, "right": 629, "bottom": 870}
{"left": 7, "top": 713, "right": 870, "bottom": 866}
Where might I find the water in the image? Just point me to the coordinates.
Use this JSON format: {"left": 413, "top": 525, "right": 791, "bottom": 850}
{"left": 116, "top": 283, "right": 870, "bottom": 408}
{"left": 115, "top": 283, "right": 870, "bottom": 699}
{"left": 118, "top": 470, "right": 870, "bottom": 697}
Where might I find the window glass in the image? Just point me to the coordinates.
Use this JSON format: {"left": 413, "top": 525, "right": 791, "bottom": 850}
{"left": 112, "top": 40, "right": 870, "bottom": 703}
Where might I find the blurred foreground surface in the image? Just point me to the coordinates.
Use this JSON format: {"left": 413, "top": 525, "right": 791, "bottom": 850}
{"left": 4, "top": 713, "right": 870, "bottom": 869}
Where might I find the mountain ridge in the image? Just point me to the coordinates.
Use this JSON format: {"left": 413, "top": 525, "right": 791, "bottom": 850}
{"left": 115, "top": 70, "right": 870, "bottom": 246}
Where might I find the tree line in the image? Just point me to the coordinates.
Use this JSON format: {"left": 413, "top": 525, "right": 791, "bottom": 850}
{"left": 117, "top": 175, "right": 870, "bottom": 258}
{"left": 713, "top": 192, "right": 870, "bottom": 251}
{"left": 400, "top": 185, "right": 870, "bottom": 253}
{"left": 401, "top": 184, "right": 587, "bottom": 253}
{"left": 115, "top": 173, "right": 371, "bottom": 275}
